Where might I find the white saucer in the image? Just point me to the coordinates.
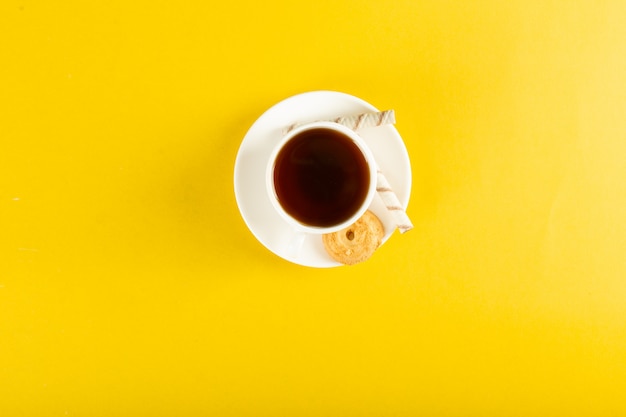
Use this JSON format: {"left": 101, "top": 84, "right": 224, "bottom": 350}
{"left": 234, "top": 91, "right": 412, "bottom": 268}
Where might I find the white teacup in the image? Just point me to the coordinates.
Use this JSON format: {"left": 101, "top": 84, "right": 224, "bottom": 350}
{"left": 266, "top": 121, "right": 377, "bottom": 258}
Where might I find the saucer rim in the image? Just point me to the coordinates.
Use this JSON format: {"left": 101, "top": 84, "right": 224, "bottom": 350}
{"left": 234, "top": 90, "right": 411, "bottom": 268}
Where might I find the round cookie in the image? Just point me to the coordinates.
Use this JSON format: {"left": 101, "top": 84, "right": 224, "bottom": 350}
{"left": 322, "top": 210, "right": 385, "bottom": 265}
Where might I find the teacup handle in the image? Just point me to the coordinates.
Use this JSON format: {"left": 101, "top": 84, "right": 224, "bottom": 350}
{"left": 287, "top": 230, "right": 306, "bottom": 259}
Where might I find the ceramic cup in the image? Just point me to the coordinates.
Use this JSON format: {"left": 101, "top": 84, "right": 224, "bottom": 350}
{"left": 266, "top": 121, "right": 377, "bottom": 258}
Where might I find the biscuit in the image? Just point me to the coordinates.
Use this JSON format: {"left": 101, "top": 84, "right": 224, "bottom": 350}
{"left": 322, "top": 210, "right": 385, "bottom": 265}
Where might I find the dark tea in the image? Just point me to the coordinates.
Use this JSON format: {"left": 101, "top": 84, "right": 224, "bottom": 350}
{"left": 272, "top": 128, "right": 371, "bottom": 228}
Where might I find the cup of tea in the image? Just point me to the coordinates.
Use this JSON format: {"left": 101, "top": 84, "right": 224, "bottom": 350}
{"left": 266, "top": 121, "right": 378, "bottom": 257}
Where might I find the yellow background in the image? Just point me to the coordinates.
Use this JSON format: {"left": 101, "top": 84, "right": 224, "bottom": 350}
{"left": 2, "top": 0, "right": 626, "bottom": 415}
